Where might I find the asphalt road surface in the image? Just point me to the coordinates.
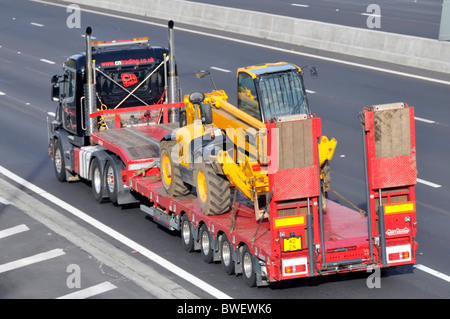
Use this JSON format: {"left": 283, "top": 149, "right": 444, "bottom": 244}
{"left": 0, "top": 0, "right": 449, "bottom": 303}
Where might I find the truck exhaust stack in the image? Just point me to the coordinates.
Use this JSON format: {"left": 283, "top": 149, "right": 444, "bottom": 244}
{"left": 167, "top": 20, "right": 181, "bottom": 123}
{"left": 84, "top": 26, "right": 97, "bottom": 143}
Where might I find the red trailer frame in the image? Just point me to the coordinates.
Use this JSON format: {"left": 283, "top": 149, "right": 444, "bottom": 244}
{"left": 82, "top": 101, "right": 418, "bottom": 286}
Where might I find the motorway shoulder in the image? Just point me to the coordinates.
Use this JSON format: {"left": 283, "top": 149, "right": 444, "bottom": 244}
{"left": 0, "top": 175, "right": 201, "bottom": 299}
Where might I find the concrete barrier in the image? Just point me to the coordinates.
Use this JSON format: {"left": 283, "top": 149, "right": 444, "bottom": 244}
{"left": 63, "top": 0, "right": 450, "bottom": 74}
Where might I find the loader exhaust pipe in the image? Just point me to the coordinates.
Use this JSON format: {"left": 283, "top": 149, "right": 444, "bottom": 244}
{"left": 84, "top": 26, "right": 97, "bottom": 143}
{"left": 167, "top": 20, "right": 181, "bottom": 123}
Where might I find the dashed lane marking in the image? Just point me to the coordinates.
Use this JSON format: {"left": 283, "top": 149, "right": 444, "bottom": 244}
{"left": 417, "top": 178, "right": 442, "bottom": 188}
{"left": 414, "top": 117, "right": 436, "bottom": 124}
{"left": 0, "top": 224, "right": 29, "bottom": 239}
{"left": 40, "top": 58, "right": 55, "bottom": 65}
{"left": 291, "top": 4, "right": 310, "bottom": 8}
{"left": 211, "top": 66, "right": 231, "bottom": 73}
{"left": 56, "top": 281, "right": 117, "bottom": 299}
{"left": 0, "top": 248, "right": 65, "bottom": 274}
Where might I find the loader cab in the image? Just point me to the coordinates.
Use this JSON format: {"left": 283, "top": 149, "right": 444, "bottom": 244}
{"left": 51, "top": 38, "right": 169, "bottom": 146}
{"left": 237, "top": 62, "right": 311, "bottom": 123}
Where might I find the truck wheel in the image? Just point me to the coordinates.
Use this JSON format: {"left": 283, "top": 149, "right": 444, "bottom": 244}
{"left": 53, "top": 139, "right": 66, "bottom": 182}
{"left": 160, "top": 140, "right": 191, "bottom": 196}
{"left": 181, "top": 214, "right": 195, "bottom": 252}
{"left": 220, "top": 234, "right": 235, "bottom": 275}
{"left": 200, "top": 224, "right": 214, "bottom": 263}
{"left": 195, "top": 163, "right": 231, "bottom": 215}
{"left": 104, "top": 159, "right": 119, "bottom": 205}
{"left": 91, "top": 157, "right": 106, "bottom": 203}
{"left": 242, "top": 245, "right": 257, "bottom": 287}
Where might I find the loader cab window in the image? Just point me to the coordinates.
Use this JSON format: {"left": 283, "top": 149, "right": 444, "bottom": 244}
{"left": 258, "top": 69, "right": 309, "bottom": 121}
{"left": 237, "top": 72, "right": 262, "bottom": 121}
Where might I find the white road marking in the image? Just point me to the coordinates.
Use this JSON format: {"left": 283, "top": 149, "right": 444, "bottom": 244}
{"left": 0, "top": 248, "right": 65, "bottom": 274}
{"left": 0, "top": 165, "right": 231, "bottom": 299}
{"left": 31, "top": 0, "right": 450, "bottom": 86}
{"left": 0, "top": 196, "right": 12, "bottom": 205}
{"left": 40, "top": 59, "right": 55, "bottom": 65}
{"left": 417, "top": 178, "right": 442, "bottom": 188}
{"left": 211, "top": 66, "right": 231, "bottom": 73}
{"left": 30, "top": 22, "right": 44, "bottom": 27}
{"left": 291, "top": 4, "right": 310, "bottom": 8}
{"left": 0, "top": 92, "right": 5, "bottom": 96}
{"left": 306, "top": 89, "right": 316, "bottom": 94}
{"left": 57, "top": 281, "right": 117, "bottom": 299}
{"left": 0, "top": 224, "right": 29, "bottom": 239}
{"left": 361, "top": 13, "right": 382, "bottom": 18}
{"left": 414, "top": 264, "right": 450, "bottom": 283}
{"left": 47, "top": 112, "right": 56, "bottom": 117}
{"left": 414, "top": 117, "right": 436, "bottom": 124}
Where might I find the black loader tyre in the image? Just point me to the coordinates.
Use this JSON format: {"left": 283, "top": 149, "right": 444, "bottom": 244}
{"left": 195, "top": 162, "right": 231, "bottom": 215}
{"left": 159, "top": 140, "right": 191, "bottom": 196}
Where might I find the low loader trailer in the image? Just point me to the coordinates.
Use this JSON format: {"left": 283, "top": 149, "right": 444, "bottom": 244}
{"left": 48, "top": 22, "right": 418, "bottom": 287}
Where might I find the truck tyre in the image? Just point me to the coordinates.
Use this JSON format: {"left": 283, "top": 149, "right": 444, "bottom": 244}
{"left": 104, "top": 159, "right": 119, "bottom": 205}
{"left": 181, "top": 214, "right": 195, "bottom": 252}
{"left": 220, "top": 234, "right": 235, "bottom": 275}
{"left": 53, "top": 139, "right": 66, "bottom": 182}
{"left": 242, "top": 245, "right": 257, "bottom": 287}
{"left": 91, "top": 157, "right": 106, "bottom": 203}
{"left": 195, "top": 163, "right": 231, "bottom": 215}
{"left": 160, "top": 140, "right": 191, "bottom": 196}
{"left": 200, "top": 224, "right": 214, "bottom": 263}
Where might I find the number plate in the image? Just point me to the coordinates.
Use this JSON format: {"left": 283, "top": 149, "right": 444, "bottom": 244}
{"left": 283, "top": 236, "right": 302, "bottom": 252}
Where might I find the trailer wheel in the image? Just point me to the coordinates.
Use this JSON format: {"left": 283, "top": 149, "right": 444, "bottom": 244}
{"left": 200, "top": 224, "right": 214, "bottom": 263}
{"left": 195, "top": 163, "right": 231, "bottom": 215}
{"left": 160, "top": 140, "right": 191, "bottom": 196}
{"left": 91, "top": 157, "right": 106, "bottom": 203}
{"left": 181, "top": 214, "right": 195, "bottom": 252}
{"left": 242, "top": 245, "right": 257, "bottom": 287}
{"left": 104, "top": 159, "right": 119, "bottom": 205}
{"left": 220, "top": 234, "right": 235, "bottom": 275}
{"left": 53, "top": 139, "right": 66, "bottom": 182}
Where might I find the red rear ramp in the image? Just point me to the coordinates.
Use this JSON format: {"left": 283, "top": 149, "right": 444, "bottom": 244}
{"left": 362, "top": 102, "right": 417, "bottom": 268}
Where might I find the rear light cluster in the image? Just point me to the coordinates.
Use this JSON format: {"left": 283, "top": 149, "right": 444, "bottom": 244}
{"left": 388, "top": 251, "right": 409, "bottom": 261}
{"left": 284, "top": 264, "right": 306, "bottom": 274}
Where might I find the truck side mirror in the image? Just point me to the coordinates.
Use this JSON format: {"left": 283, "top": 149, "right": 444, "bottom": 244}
{"left": 51, "top": 75, "right": 61, "bottom": 102}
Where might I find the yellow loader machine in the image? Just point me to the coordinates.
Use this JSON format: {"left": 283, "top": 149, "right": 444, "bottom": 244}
{"left": 159, "top": 62, "right": 336, "bottom": 218}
